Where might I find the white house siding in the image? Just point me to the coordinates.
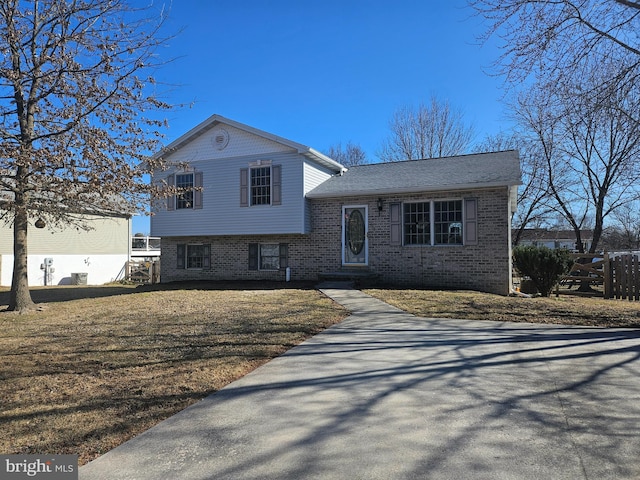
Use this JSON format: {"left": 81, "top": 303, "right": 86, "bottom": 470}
{"left": 303, "top": 159, "right": 337, "bottom": 233}
{"left": 0, "top": 215, "right": 130, "bottom": 286}
{"left": 1, "top": 253, "right": 128, "bottom": 286}
{"left": 161, "top": 123, "right": 292, "bottom": 162}
{"left": 152, "top": 152, "right": 339, "bottom": 237}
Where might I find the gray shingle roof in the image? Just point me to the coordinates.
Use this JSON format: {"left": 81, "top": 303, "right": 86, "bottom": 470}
{"left": 306, "top": 150, "right": 521, "bottom": 198}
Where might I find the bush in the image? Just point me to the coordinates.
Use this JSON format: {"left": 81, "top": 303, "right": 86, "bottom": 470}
{"left": 513, "top": 245, "right": 574, "bottom": 297}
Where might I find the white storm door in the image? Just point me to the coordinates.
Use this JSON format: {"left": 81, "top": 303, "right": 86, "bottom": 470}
{"left": 342, "top": 206, "right": 368, "bottom": 265}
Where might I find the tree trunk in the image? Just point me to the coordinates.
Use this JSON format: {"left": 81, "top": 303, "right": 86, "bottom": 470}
{"left": 8, "top": 206, "right": 35, "bottom": 312}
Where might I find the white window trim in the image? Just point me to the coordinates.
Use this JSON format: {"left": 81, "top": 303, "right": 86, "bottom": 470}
{"left": 185, "top": 243, "right": 207, "bottom": 269}
{"left": 175, "top": 172, "right": 195, "bottom": 210}
{"left": 402, "top": 199, "right": 465, "bottom": 247}
{"left": 258, "top": 243, "right": 280, "bottom": 271}
{"left": 249, "top": 165, "right": 272, "bottom": 206}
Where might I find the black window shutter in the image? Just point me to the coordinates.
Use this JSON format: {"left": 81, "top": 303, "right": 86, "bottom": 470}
{"left": 167, "top": 174, "right": 175, "bottom": 211}
{"left": 194, "top": 171, "right": 203, "bottom": 209}
{"left": 272, "top": 165, "right": 282, "bottom": 205}
{"left": 176, "top": 244, "right": 185, "bottom": 269}
{"left": 203, "top": 244, "right": 211, "bottom": 268}
{"left": 279, "top": 243, "right": 288, "bottom": 269}
{"left": 240, "top": 168, "right": 249, "bottom": 207}
{"left": 464, "top": 198, "right": 478, "bottom": 245}
{"left": 248, "top": 243, "right": 259, "bottom": 270}
{"left": 389, "top": 203, "right": 401, "bottom": 245}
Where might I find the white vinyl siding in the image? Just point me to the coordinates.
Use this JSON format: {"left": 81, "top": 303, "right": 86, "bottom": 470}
{"left": 0, "top": 215, "right": 129, "bottom": 255}
{"left": 152, "top": 152, "right": 312, "bottom": 236}
{"left": 303, "top": 160, "right": 337, "bottom": 233}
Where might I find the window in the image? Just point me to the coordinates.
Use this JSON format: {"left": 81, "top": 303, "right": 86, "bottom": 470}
{"left": 251, "top": 167, "right": 271, "bottom": 205}
{"left": 176, "top": 244, "right": 211, "bottom": 269}
{"left": 434, "top": 200, "right": 463, "bottom": 245}
{"left": 248, "top": 243, "right": 288, "bottom": 271}
{"left": 167, "top": 172, "right": 202, "bottom": 211}
{"left": 176, "top": 173, "right": 194, "bottom": 209}
{"left": 259, "top": 244, "right": 280, "bottom": 270}
{"left": 240, "top": 165, "right": 281, "bottom": 207}
{"left": 404, "top": 202, "right": 431, "bottom": 245}
{"left": 402, "top": 200, "right": 464, "bottom": 246}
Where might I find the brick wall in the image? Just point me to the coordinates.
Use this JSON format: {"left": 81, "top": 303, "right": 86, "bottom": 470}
{"left": 160, "top": 187, "right": 513, "bottom": 295}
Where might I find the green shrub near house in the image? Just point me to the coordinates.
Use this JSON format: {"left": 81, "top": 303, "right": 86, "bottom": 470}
{"left": 513, "top": 245, "right": 574, "bottom": 297}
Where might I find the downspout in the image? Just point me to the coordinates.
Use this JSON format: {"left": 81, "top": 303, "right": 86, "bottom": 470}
{"left": 508, "top": 185, "right": 518, "bottom": 294}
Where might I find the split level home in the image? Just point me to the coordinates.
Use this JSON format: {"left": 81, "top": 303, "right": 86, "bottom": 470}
{"left": 151, "top": 115, "right": 522, "bottom": 295}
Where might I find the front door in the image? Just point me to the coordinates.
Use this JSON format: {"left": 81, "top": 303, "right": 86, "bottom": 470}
{"left": 342, "top": 206, "right": 368, "bottom": 265}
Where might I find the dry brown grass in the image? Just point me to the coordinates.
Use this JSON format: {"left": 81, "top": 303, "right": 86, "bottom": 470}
{"left": 0, "top": 282, "right": 347, "bottom": 465}
{"left": 364, "top": 289, "right": 640, "bottom": 328}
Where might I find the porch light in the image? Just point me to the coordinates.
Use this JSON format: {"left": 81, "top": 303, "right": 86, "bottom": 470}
{"left": 35, "top": 218, "right": 46, "bottom": 229}
{"left": 377, "top": 198, "right": 383, "bottom": 214}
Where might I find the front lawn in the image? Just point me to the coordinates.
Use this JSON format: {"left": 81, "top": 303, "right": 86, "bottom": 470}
{"left": 0, "top": 283, "right": 347, "bottom": 465}
{"left": 364, "top": 288, "right": 640, "bottom": 328}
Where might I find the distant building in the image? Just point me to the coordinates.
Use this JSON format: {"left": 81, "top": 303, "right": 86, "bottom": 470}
{"left": 516, "top": 228, "right": 593, "bottom": 252}
{"left": 0, "top": 213, "right": 131, "bottom": 286}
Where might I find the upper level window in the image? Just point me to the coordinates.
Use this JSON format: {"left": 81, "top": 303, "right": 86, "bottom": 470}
{"left": 175, "top": 173, "right": 194, "bottom": 209}
{"left": 251, "top": 167, "right": 271, "bottom": 205}
{"left": 240, "top": 164, "right": 281, "bottom": 207}
{"left": 403, "top": 200, "right": 463, "bottom": 246}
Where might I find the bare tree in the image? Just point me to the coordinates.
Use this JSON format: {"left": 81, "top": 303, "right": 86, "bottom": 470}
{"left": 325, "top": 141, "right": 368, "bottom": 167}
{"left": 470, "top": 0, "right": 640, "bottom": 84}
{"left": 474, "top": 132, "right": 553, "bottom": 244}
{"left": 601, "top": 202, "right": 640, "bottom": 251}
{"left": 514, "top": 61, "right": 640, "bottom": 256}
{"left": 378, "top": 96, "right": 474, "bottom": 162}
{"left": 0, "top": 0, "right": 173, "bottom": 312}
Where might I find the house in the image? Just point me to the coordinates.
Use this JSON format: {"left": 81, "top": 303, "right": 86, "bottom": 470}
{"left": 0, "top": 213, "right": 131, "bottom": 286}
{"left": 151, "top": 115, "right": 521, "bottom": 295}
{"left": 516, "top": 228, "right": 593, "bottom": 252}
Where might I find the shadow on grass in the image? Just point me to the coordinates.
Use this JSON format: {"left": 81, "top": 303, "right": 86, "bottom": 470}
{"left": 79, "top": 316, "right": 640, "bottom": 478}
{"left": 0, "top": 280, "right": 318, "bottom": 307}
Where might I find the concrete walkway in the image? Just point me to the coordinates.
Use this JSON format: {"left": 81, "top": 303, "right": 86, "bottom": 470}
{"left": 80, "top": 285, "right": 640, "bottom": 479}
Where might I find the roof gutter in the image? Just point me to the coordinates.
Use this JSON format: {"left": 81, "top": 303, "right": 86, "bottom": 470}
{"left": 306, "top": 181, "right": 520, "bottom": 199}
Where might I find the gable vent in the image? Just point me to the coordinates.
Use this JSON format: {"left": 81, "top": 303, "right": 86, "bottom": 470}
{"left": 213, "top": 128, "right": 229, "bottom": 150}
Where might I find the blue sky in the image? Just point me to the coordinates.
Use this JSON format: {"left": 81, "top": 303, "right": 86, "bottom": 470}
{"left": 134, "top": 0, "right": 509, "bottom": 234}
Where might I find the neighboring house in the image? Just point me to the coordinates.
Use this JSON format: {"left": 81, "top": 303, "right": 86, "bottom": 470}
{"left": 0, "top": 214, "right": 131, "bottom": 286}
{"left": 151, "top": 115, "right": 521, "bottom": 295}
{"left": 517, "top": 228, "right": 593, "bottom": 252}
{"left": 131, "top": 234, "right": 161, "bottom": 260}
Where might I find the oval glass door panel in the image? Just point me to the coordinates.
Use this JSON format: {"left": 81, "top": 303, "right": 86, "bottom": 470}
{"left": 343, "top": 207, "right": 367, "bottom": 264}
{"left": 348, "top": 210, "right": 365, "bottom": 254}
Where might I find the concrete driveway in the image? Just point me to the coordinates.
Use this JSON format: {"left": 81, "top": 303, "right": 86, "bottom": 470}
{"left": 80, "top": 285, "right": 640, "bottom": 480}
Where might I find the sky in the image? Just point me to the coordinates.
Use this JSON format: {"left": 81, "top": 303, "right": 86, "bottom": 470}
{"left": 133, "top": 0, "right": 510, "bottom": 234}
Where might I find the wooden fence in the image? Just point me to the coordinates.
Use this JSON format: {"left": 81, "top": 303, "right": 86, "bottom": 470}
{"left": 560, "top": 253, "right": 640, "bottom": 301}
{"left": 605, "top": 253, "right": 640, "bottom": 301}
{"left": 126, "top": 259, "right": 160, "bottom": 284}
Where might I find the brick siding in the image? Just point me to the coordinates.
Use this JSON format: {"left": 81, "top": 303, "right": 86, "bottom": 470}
{"left": 161, "top": 187, "right": 512, "bottom": 295}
